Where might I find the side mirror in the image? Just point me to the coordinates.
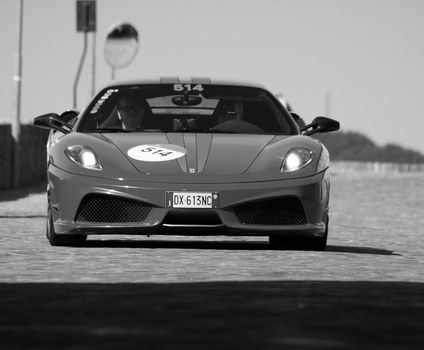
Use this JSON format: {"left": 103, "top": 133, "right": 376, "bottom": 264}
{"left": 34, "top": 113, "right": 72, "bottom": 134}
{"left": 59, "top": 110, "right": 79, "bottom": 126}
{"left": 301, "top": 116, "right": 340, "bottom": 136}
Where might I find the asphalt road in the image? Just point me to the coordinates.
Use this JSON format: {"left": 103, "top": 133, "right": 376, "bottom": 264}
{"left": 1, "top": 173, "right": 423, "bottom": 349}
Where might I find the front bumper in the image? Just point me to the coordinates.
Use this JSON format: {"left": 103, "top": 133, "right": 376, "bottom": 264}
{"left": 48, "top": 165, "right": 330, "bottom": 238}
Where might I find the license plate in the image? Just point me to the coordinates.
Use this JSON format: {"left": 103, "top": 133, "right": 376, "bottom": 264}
{"left": 166, "top": 191, "right": 219, "bottom": 208}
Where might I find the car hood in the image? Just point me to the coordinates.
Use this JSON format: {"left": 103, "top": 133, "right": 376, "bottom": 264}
{"left": 101, "top": 133, "right": 280, "bottom": 175}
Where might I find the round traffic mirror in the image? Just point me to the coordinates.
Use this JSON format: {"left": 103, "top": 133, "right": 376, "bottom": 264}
{"left": 104, "top": 22, "right": 139, "bottom": 71}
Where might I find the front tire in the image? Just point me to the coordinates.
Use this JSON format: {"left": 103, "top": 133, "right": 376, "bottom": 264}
{"left": 46, "top": 205, "right": 87, "bottom": 246}
{"left": 269, "top": 217, "right": 329, "bottom": 251}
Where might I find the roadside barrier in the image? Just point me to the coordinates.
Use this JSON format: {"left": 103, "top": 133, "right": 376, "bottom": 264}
{"left": 0, "top": 125, "right": 13, "bottom": 189}
{"left": 331, "top": 161, "right": 424, "bottom": 174}
{"left": 0, "top": 124, "right": 49, "bottom": 190}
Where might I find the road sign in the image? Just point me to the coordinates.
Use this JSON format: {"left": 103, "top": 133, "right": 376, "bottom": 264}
{"left": 104, "top": 23, "right": 139, "bottom": 75}
{"left": 77, "top": 0, "right": 96, "bottom": 32}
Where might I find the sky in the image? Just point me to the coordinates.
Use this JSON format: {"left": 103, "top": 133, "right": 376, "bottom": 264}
{"left": 1, "top": 0, "right": 424, "bottom": 153}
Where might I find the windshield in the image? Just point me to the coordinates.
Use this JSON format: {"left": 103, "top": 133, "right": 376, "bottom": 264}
{"left": 77, "top": 84, "right": 296, "bottom": 135}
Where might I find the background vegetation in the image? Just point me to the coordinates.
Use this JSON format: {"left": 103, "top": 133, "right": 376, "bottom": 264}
{"left": 314, "top": 131, "right": 424, "bottom": 163}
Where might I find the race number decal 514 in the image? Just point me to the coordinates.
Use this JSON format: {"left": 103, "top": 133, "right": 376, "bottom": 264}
{"left": 127, "top": 144, "right": 186, "bottom": 162}
{"left": 173, "top": 84, "right": 204, "bottom": 92}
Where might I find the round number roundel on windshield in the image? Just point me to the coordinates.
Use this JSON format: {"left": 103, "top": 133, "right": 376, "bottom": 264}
{"left": 127, "top": 144, "right": 186, "bottom": 162}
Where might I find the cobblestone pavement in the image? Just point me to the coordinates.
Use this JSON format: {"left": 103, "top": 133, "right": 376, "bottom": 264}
{"left": 1, "top": 174, "right": 423, "bottom": 349}
{"left": 0, "top": 174, "right": 423, "bottom": 283}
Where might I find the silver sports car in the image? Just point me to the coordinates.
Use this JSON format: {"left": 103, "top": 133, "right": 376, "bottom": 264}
{"left": 34, "top": 78, "right": 339, "bottom": 249}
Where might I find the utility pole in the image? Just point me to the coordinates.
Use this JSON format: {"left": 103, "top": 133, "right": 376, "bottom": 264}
{"left": 325, "top": 91, "right": 332, "bottom": 116}
{"left": 12, "top": 0, "right": 24, "bottom": 188}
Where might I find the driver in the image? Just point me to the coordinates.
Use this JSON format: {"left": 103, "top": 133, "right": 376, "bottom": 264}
{"left": 216, "top": 100, "right": 243, "bottom": 125}
{"left": 116, "top": 93, "right": 146, "bottom": 130}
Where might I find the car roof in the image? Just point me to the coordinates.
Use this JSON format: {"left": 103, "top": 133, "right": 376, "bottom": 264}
{"left": 101, "top": 77, "right": 268, "bottom": 90}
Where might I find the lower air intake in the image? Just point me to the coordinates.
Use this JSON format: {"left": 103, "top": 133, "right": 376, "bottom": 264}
{"left": 233, "top": 197, "right": 307, "bottom": 225}
{"left": 75, "top": 195, "right": 155, "bottom": 223}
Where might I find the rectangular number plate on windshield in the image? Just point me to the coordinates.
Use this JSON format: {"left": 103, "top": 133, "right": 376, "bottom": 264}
{"left": 166, "top": 192, "right": 219, "bottom": 209}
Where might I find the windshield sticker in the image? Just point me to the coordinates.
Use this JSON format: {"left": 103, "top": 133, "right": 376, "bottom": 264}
{"left": 127, "top": 144, "right": 186, "bottom": 162}
{"left": 90, "top": 89, "right": 118, "bottom": 114}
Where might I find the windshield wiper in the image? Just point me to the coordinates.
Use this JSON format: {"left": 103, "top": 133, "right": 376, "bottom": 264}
{"left": 94, "top": 128, "right": 137, "bottom": 133}
{"left": 174, "top": 128, "right": 241, "bottom": 134}
{"left": 208, "top": 129, "right": 239, "bottom": 134}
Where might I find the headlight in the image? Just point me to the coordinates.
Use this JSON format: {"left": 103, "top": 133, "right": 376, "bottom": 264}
{"left": 281, "top": 148, "right": 314, "bottom": 172}
{"left": 317, "top": 146, "right": 330, "bottom": 172}
{"left": 64, "top": 145, "right": 102, "bottom": 170}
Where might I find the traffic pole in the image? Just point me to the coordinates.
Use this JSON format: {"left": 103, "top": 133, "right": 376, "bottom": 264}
{"left": 73, "top": 31, "right": 88, "bottom": 109}
{"left": 91, "top": 31, "right": 96, "bottom": 96}
{"left": 74, "top": 0, "right": 96, "bottom": 108}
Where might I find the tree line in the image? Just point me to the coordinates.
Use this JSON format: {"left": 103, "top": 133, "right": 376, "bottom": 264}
{"left": 314, "top": 131, "right": 424, "bottom": 164}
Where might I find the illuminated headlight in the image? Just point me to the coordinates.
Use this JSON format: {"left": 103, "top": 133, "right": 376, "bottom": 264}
{"left": 65, "top": 145, "right": 102, "bottom": 170}
{"left": 281, "top": 148, "right": 314, "bottom": 172}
